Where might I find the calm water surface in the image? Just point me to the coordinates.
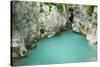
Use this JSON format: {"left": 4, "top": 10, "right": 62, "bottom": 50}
{"left": 15, "top": 26, "right": 97, "bottom": 66}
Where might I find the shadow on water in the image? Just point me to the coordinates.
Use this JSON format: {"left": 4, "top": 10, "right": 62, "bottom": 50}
{"left": 14, "top": 24, "right": 97, "bottom": 66}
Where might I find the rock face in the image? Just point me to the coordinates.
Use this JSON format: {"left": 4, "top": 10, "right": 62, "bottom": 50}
{"left": 72, "top": 5, "right": 97, "bottom": 45}
{"left": 11, "top": 1, "right": 68, "bottom": 58}
{"left": 12, "top": 2, "right": 39, "bottom": 58}
{"left": 11, "top": 1, "right": 97, "bottom": 60}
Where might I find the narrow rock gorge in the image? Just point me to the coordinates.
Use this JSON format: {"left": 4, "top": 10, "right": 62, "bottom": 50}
{"left": 11, "top": 1, "right": 97, "bottom": 65}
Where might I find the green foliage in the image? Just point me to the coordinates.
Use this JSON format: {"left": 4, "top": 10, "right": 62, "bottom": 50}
{"left": 56, "top": 4, "right": 64, "bottom": 13}
{"left": 44, "top": 2, "right": 64, "bottom": 13}
{"left": 84, "top": 5, "right": 94, "bottom": 16}
{"left": 65, "top": 4, "right": 72, "bottom": 10}
{"left": 44, "top": 3, "right": 73, "bottom": 13}
{"left": 32, "top": 2, "right": 36, "bottom": 7}
{"left": 46, "top": 3, "right": 52, "bottom": 12}
{"left": 40, "top": 3, "right": 43, "bottom": 8}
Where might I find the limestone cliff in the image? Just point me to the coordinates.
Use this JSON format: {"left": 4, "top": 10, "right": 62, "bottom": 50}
{"left": 11, "top": 1, "right": 68, "bottom": 58}
{"left": 11, "top": 1, "right": 97, "bottom": 60}
{"left": 72, "top": 5, "right": 97, "bottom": 45}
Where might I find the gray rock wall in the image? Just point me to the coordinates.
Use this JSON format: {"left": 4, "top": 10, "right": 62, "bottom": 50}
{"left": 11, "top": 1, "right": 68, "bottom": 58}
{"left": 11, "top": 1, "right": 97, "bottom": 59}
{"left": 72, "top": 5, "right": 97, "bottom": 45}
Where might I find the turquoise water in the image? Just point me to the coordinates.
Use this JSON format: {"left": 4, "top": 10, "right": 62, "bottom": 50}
{"left": 14, "top": 26, "right": 97, "bottom": 66}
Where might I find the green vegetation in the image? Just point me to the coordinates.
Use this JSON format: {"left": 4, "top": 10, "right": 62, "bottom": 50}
{"left": 84, "top": 5, "right": 94, "bottom": 16}
{"left": 44, "top": 2, "right": 64, "bottom": 13}
{"left": 65, "top": 4, "right": 73, "bottom": 10}
{"left": 55, "top": 4, "right": 64, "bottom": 13}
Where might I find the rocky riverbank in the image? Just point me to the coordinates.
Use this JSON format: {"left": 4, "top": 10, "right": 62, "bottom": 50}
{"left": 72, "top": 5, "right": 97, "bottom": 45}
{"left": 11, "top": 1, "right": 97, "bottom": 64}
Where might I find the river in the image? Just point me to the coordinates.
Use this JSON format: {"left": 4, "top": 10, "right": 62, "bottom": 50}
{"left": 14, "top": 25, "right": 97, "bottom": 66}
